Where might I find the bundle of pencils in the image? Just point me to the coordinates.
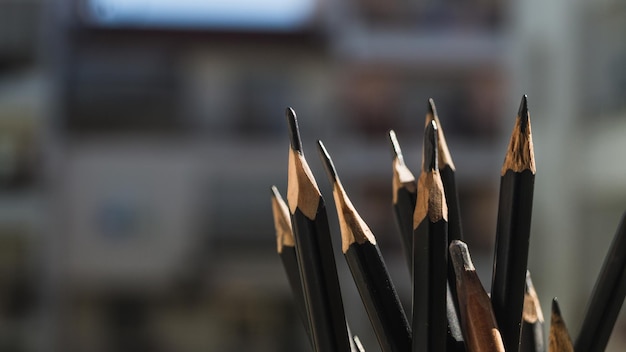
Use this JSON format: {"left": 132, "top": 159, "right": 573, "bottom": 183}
{"left": 270, "top": 97, "right": 626, "bottom": 352}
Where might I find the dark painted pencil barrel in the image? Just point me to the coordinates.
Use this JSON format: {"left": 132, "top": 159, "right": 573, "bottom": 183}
{"left": 575, "top": 212, "right": 626, "bottom": 352}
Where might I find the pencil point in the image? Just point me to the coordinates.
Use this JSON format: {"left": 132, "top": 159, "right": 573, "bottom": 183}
{"left": 550, "top": 297, "right": 574, "bottom": 352}
{"left": 389, "top": 130, "right": 404, "bottom": 162}
{"left": 523, "top": 271, "right": 544, "bottom": 323}
{"left": 270, "top": 185, "right": 294, "bottom": 253}
{"left": 317, "top": 140, "right": 338, "bottom": 184}
{"left": 423, "top": 120, "right": 439, "bottom": 172}
{"left": 501, "top": 95, "right": 535, "bottom": 174}
{"left": 270, "top": 185, "right": 280, "bottom": 198}
{"left": 552, "top": 297, "right": 561, "bottom": 317}
{"left": 286, "top": 107, "right": 303, "bottom": 152}
{"left": 518, "top": 95, "right": 529, "bottom": 133}
{"left": 428, "top": 98, "right": 437, "bottom": 120}
{"left": 449, "top": 240, "right": 475, "bottom": 277}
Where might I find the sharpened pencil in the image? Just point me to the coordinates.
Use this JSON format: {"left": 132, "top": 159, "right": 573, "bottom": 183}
{"left": 412, "top": 120, "right": 448, "bottom": 352}
{"left": 449, "top": 240, "right": 505, "bottom": 352}
{"left": 425, "top": 99, "right": 463, "bottom": 242}
{"left": 491, "top": 95, "right": 536, "bottom": 352}
{"left": 549, "top": 298, "right": 573, "bottom": 352}
{"left": 575, "top": 211, "right": 626, "bottom": 352}
{"left": 271, "top": 185, "right": 312, "bottom": 345}
{"left": 318, "top": 140, "right": 411, "bottom": 352}
{"left": 389, "top": 130, "right": 418, "bottom": 273}
{"left": 424, "top": 99, "right": 465, "bottom": 352}
{"left": 285, "top": 107, "right": 351, "bottom": 352}
{"left": 520, "top": 271, "right": 545, "bottom": 352}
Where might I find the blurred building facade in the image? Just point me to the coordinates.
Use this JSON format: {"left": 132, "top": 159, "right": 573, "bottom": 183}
{"left": 0, "top": 0, "right": 625, "bottom": 351}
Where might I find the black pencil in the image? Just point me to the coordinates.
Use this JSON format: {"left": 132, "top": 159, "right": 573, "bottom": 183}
{"left": 549, "top": 298, "right": 573, "bottom": 352}
{"left": 425, "top": 98, "right": 463, "bottom": 242}
{"left": 449, "top": 240, "right": 505, "bottom": 352}
{"left": 271, "top": 185, "right": 312, "bottom": 345}
{"left": 574, "top": 211, "right": 626, "bottom": 352}
{"left": 318, "top": 140, "right": 411, "bottom": 352}
{"left": 412, "top": 120, "right": 448, "bottom": 352}
{"left": 285, "top": 107, "right": 351, "bottom": 352}
{"left": 389, "top": 130, "right": 418, "bottom": 273}
{"left": 520, "top": 271, "right": 545, "bottom": 352}
{"left": 491, "top": 95, "right": 536, "bottom": 352}
{"left": 424, "top": 99, "right": 465, "bottom": 352}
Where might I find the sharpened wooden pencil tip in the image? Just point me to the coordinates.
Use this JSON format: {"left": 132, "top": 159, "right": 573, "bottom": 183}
{"left": 286, "top": 107, "right": 303, "bottom": 152}
{"left": 523, "top": 270, "right": 544, "bottom": 323}
{"left": 501, "top": 95, "right": 535, "bottom": 174}
{"left": 449, "top": 240, "right": 475, "bottom": 277}
{"left": 270, "top": 185, "right": 295, "bottom": 253}
{"left": 319, "top": 142, "right": 377, "bottom": 252}
{"left": 423, "top": 120, "right": 439, "bottom": 172}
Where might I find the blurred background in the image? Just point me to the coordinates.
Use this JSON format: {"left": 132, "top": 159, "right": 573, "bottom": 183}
{"left": 1, "top": 0, "right": 626, "bottom": 351}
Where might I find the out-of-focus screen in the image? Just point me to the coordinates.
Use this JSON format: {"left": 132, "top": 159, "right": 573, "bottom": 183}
{"left": 80, "top": 0, "right": 317, "bottom": 30}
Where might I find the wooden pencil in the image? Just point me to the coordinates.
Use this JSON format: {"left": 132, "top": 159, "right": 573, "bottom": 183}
{"left": 491, "top": 95, "right": 536, "bottom": 352}
{"left": 389, "top": 130, "right": 418, "bottom": 273}
{"left": 549, "top": 298, "right": 573, "bottom": 352}
{"left": 520, "top": 271, "right": 545, "bottom": 352}
{"left": 318, "top": 140, "right": 412, "bottom": 352}
{"left": 412, "top": 120, "right": 448, "bottom": 352}
{"left": 424, "top": 99, "right": 465, "bottom": 352}
{"left": 271, "top": 185, "right": 312, "bottom": 345}
{"left": 449, "top": 240, "right": 505, "bottom": 352}
{"left": 285, "top": 107, "right": 351, "bottom": 352}
{"left": 425, "top": 98, "right": 463, "bottom": 242}
{"left": 575, "top": 211, "right": 626, "bottom": 352}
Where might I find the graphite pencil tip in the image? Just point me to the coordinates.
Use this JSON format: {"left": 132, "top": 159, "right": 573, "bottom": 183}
{"left": 552, "top": 298, "right": 562, "bottom": 317}
{"left": 423, "top": 120, "right": 439, "bottom": 172}
{"left": 317, "top": 140, "right": 338, "bottom": 183}
{"left": 428, "top": 98, "right": 438, "bottom": 119}
{"left": 449, "top": 240, "right": 475, "bottom": 280}
{"left": 389, "top": 130, "right": 405, "bottom": 163}
{"left": 286, "top": 107, "right": 303, "bottom": 152}
{"left": 518, "top": 95, "right": 529, "bottom": 133}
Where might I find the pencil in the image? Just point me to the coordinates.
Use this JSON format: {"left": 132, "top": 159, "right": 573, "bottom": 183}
{"left": 318, "top": 140, "right": 411, "bottom": 352}
{"left": 520, "top": 271, "right": 545, "bottom": 352}
{"left": 574, "top": 211, "right": 626, "bottom": 352}
{"left": 285, "top": 107, "right": 351, "bottom": 352}
{"left": 425, "top": 98, "right": 463, "bottom": 242}
{"left": 412, "top": 120, "right": 448, "bottom": 352}
{"left": 271, "top": 185, "right": 312, "bottom": 345}
{"left": 548, "top": 298, "right": 573, "bottom": 352}
{"left": 389, "top": 130, "right": 418, "bottom": 273}
{"left": 424, "top": 99, "right": 465, "bottom": 352}
{"left": 491, "top": 95, "right": 536, "bottom": 351}
{"left": 449, "top": 240, "right": 505, "bottom": 352}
